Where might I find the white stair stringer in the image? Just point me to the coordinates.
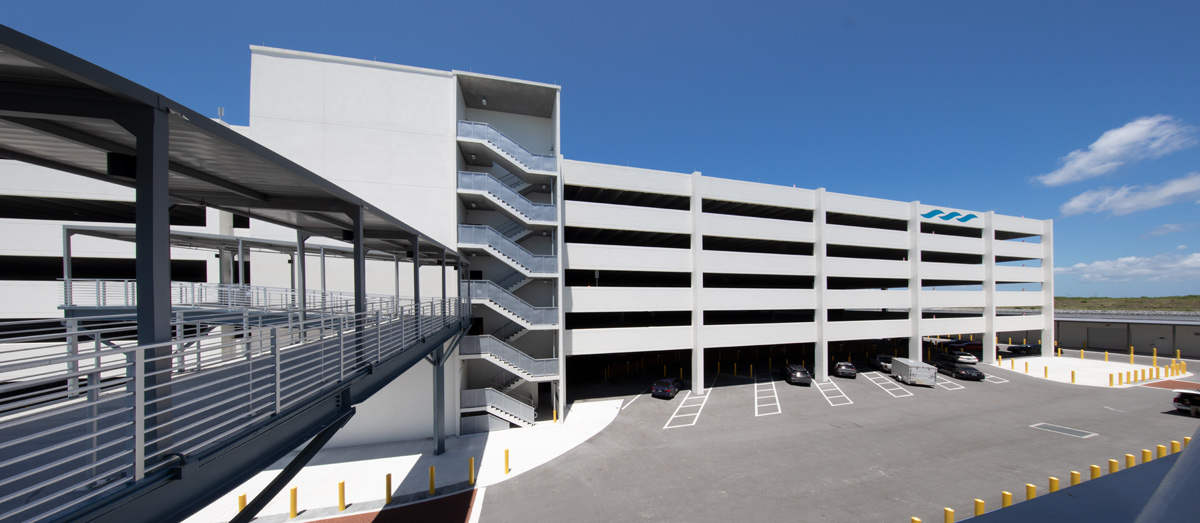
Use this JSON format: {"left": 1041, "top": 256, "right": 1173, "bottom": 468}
{"left": 461, "top": 388, "right": 536, "bottom": 427}
{"left": 473, "top": 298, "right": 537, "bottom": 330}
{"left": 500, "top": 376, "right": 528, "bottom": 394}
{"left": 486, "top": 404, "right": 534, "bottom": 428}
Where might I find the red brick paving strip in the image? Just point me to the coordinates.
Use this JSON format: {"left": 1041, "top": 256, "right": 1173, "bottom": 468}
{"left": 1141, "top": 379, "right": 1200, "bottom": 390}
{"left": 312, "top": 489, "right": 476, "bottom": 523}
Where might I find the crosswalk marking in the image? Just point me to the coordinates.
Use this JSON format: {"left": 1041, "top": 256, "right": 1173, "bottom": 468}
{"left": 816, "top": 380, "right": 853, "bottom": 406}
{"left": 862, "top": 371, "right": 914, "bottom": 398}
{"left": 936, "top": 375, "right": 965, "bottom": 390}
{"left": 754, "top": 370, "right": 782, "bottom": 416}
{"left": 663, "top": 376, "right": 719, "bottom": 429}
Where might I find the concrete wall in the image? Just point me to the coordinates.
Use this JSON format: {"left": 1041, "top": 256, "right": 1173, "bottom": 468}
{"left": 1057, "top": 320, "right": 1200, "bottom": 359}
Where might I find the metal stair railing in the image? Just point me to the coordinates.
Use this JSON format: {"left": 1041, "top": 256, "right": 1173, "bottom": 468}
{"left": 460, "top": 387, "right": 535, "bottom": 426}
{"left": 494, "top": 269, "right": 528, "bottom": 292}
{"left": 458, "top": 225, "right": 557, "bottom": 275}
{"left": 456, "top": 121, "right": 556, "bottom": 173}
{"left": 494, "top": 169, "right": 532, "bottom": 193}
{"left": 462, "top": 335, "right": 558, "bottom": 378}
{"left": 0, "top": 297, "right": 466, "bottom": 523}
{"left": 489, "top": 322, "right": 525, "bottom": 342}
{"left": 466, "top": 280, "right": 557, "bottom": 326}
{"left": 457, "top": 171, "right": 556, "bottom": 223}
{"left": 62, "top": 280, "right": 405, "bottom": 316}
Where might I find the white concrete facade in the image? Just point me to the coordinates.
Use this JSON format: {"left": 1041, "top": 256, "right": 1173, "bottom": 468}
{"left": 0, "top": 47, "right": 1052, "bottom": 443}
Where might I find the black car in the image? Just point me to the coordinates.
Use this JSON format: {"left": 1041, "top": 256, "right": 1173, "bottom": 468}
{"left": 651, "top": 377, "right": 684, "bottom": 399}
{"left": 1007, "top": 344, "right": 1041, "bottom": 355}
{"left": 934, "top": 361, "right": 985, "bottom": 381}
{"left": 833, "top": 362, "right": 857, "bottom": 379}
{"left": 782, "top": 364, "right": 813, "bottom": 385}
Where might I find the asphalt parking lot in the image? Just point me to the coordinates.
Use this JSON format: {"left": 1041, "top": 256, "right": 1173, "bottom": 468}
{"left": 480, "top": 360, "right": 1200, "bottom": 523}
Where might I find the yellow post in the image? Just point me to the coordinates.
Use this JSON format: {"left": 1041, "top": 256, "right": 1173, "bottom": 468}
{"left": 1025, "top": 362, "right": 1029, "bottom": 373}
{"left": 1186, "top": 436, "right": 1192, "bottom": 447}
{"left": 553, "top": 409, "right": 558, "bottom": 423}
{"left": 751, "top": 364, "right": 754, "bottom": 376}
{"left": 1049, "top": 477, "right": 1059, "bottom": 493}
{"left": 386, "top": 473, "right": 392, "bottom": 504}
{"left": 1071, "top": 370, "right": 1075, "bottom": 383}
{"left": 1172, "top": 441, "right": 1182, "bottom": 454}
{"left": 1080, "top": 348, "right": 1084, "bottom": 359}
{"left": 1109, "top": 459, "right": 1119, "bottom": 474}
{"left": 1130, "top": 346, "right": 1134, "bottom": 365}
{"left": 469, "top": 457, "right": 476, "bottom": 485}
{"left": 1157, "top": 445, "right": 1167, "bottom": 458}
{"left": 1119, "top": 373, "right": 1123, "bottom": 386}
{"left": 1026, "top": 483, "right": 1036, "bottom": 500}
{"left": 1177, "top": 349, "right": 1181, "bottom": 359}
{"left": 1153, "top": 347, "right": 1157, "bottom": 368}
{"left": 1024, "top": 338, "right": 1027, "bottom": 345}
{"left": 238, "top": 494, "right": 247, "bottom": 512}
{"left": 505, "top": 448, "right": 510, "bottom": 474}
{"left": 970, "top": 334, "right": 974, "bottom": 341}
{"left": 974, "top": 499, "right": 984, "bottom": 516}
{"left": 338, "top": 481, "right": 346, "bottom": 512}
{"left": 289, "top": 487, "right": 298, "bottom": 519}
{"left": 1011, "top": 359, "right": 1014, "bottom": 370}
{"left": 1070, "top": 471, "right": 1080, "bottom": 486}
{"left": 1001, "top": 491, "right": 1012, "bottom": 508}
{"left": 1141, "top": 449, "right": 1152, "bottom": 464}
{"left": 680, "top": 368, "right": 683, "bottom": 379}
{"left": 1091, "top": 465, "right": 1101, "bottom": 480}
{"left": 1126, "top": 454, "right": 1136, "bottom": 468}
{"left": 1109, "top": 374, "right": 1113, "bottom": 387}
{"left": 429, "top": 465, "right": 435, "bottom": 496}
{"left": 1105, "top": 351, "right": 1108, "bottom": 362}
{"left": 1009, "top": 337, "right": 1012, "bottom": 345}
{"left": 912, "top": 518, "right": 922, "bottom": 523}
{"left": 998, "top": 355, "right": 1002, "bottom": 365}
{"left": 944, "top": 508, "right": 955, "bottom": 523}
{"left": 1141, "top": 369, "right": 1147, "bottom": 382}
{"left": 1044, "top": 366, "right": 1048, "bottom": 379}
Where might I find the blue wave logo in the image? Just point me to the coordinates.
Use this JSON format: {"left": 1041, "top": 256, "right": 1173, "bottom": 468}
{"left": 922, "top": 210, "right": 978, "bottom": 223}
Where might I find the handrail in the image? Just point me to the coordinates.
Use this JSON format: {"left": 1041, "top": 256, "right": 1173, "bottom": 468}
{"left": 0, "top": 297, "right": 467, "bottom": 522}
{"left": 458, "top": 225, "right": 557, "bottom": 275}
{"left": 462, "top": 335, "right": 557, "bottom": 377}
{"left": 466, "top": 280, "right": 557, "bottom": 325}
{"left": 457, "top": 171, "right": 556, "bottom": 223}
{"left": 61, "top": 280, "right": 407, "bottom": 316}
{"left": 457, "top": 121, "right": 556, "bottom": 173}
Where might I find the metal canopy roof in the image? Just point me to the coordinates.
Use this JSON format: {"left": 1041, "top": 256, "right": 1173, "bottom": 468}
{"left": 65, "top": 225, "right": 412, "bottom": 263}
{"left": 0, "top": 24, "right": 457, "bottom": 265}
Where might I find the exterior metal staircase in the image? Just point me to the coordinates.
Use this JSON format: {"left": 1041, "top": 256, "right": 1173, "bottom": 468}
{"left": 457, "top": 171, "right": 555, "bottom": 227}
{"left": 460, "top": 388, "right": 535, "bottom": 427}
{"left": 461, "top": 335, "right": 558, "bottom": 382}
{"left": 458, "top": 225, "right": 556, "bottom": 277}
{"left": 466, "top": 280, "right": 556, "bottom": 329}
{"left": 457, "top": 121, "right": 556, "bottom": 177}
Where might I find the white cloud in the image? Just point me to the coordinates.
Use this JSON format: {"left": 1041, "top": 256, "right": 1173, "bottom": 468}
{"left": 1059, "top": 172, "right": 1200, "bottom": 216}
{"left": 1036, "top": 115, "right": 1197, "bottom": 186}
{"left": 1055, "top": 252, "right": 1200, "bottom": 283}
{"left": 1141, "top": 222, "right": 1196, "bottom": 238}
{"left": 1180, "top": 245, "right": 1189, "bottom": 250}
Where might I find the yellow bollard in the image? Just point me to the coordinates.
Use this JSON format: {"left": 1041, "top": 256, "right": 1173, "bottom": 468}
{"left": 1026, "top": 483, "right": 1036, "bottom": 500}
{"left": 238, "top": 493, "right": 246, "bottom": 512}
{"left": 1126, "top": 454, "right": 1136, "bottom": 468}
{"left": 553, "top": 409, "right": 557, "bottom": 423}
{"left": 1070, "top": 471, "right": 1080, "bottom": 486}
{"left": 1049, "top": 477, "right": 1059, "bottom": 493}
{"left": 1177, "top": 349, "right": 1181, "bottom": 359}
{"left": 429, "top": 465, "right": 435, "bottom": 496}
{"left": 1091, "top": 465, "right": 1101, "bottom": 479}
{"left": 1126, "top": 370, "right": 1131, "bottom": 384}
{"left": 289, "top": 487, "right": 298, "bottom": 519}
{"left": 385, "top": 473, "right": 392, "bottom": 504}
{"left": 1153, "top": 347, "right": 1157, "bottom": 368}
{"left": 1141, "top": 449, "right": 1152, "bottom": 464}
{"left": 1186, "top": 436, "right": 1192, "bottom": 447}
{"left": 1157, "top": 445, "right": 1167, "bottom": 458}
{"left": 1172, "top": 441, "right": 1181, "bottom": 454}
{"left": 1044, "top": 367, "right": 1048, "bottom": 379}
{"left": 1001, "top": 491, "right": 1012, "bottom": 508}
{"left": 1024, "top": 338, "right": 1027, "bottom": 345}
{"left": 1011, "top": 359, "right": 1014, "bottom": 370}
{"left": 1081, "top": 348, "right": 1084, "bottom": 359}
{"left": 1119, "top": 373, "right": 1123, "bottom": 386}
{"left": 338, "top": 481, "right": 346, "bottom": 512}
{"left": 974, "top": 499, "right": 985, "bottom": 516}
{"left": 944, "top": 507, "right": 954, "bottom": 523}
{"left": 1025, "top": 362, "right": 1029, "bottom": 374}
{"left": 1130, "top": 346, "right": 1134, "bottom": 365}
{"left": 1009, "top": 337, "right": 1012, "bottom": 345}
{"left": 734, "top": 363, "right": 737, "bottom": 376}
{"left": 1105, "top": 351, "right": 1108, "bottom": 362}
{"left": 1109, "top": 374, "right": 1113, "bottom": 387}
{"left": 1141, "top": 369, "right": 1146, "bottom": 382}
{"left": 1109, "top": 459, "right": 1119, "bottom": 474}
{"left": 469, "top": 457, "right": 476, "bottom": 485}
{"left": 999, "top": 355, "right": 1002, "bottom": 365}
{"left": 505, "top": 448, "right": 510, "bottom": 474}
{"left": 1071, "top": 370, "right": 1075, "bottom": 383}
{"left": 912, "top": 518, "right": 922, "bottom": 523}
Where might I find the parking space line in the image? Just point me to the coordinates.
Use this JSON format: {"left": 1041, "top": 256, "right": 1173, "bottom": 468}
{"left": 936, "top": 376, "right": 966, "bottom": 390}
{"left": 621, "top": 386, "right": 652, "bottom": 410}
{"left": 862, "top": 371, "right": 913, "bottom": 398}
{"left": 662, "top": 376, "right": 719, "bottom": 429}
{"left": 754, "top": 370, "right": 782, "bottom": 416}
{"left": 983, "top": 374, "right": 1009, "bottom": 384}
{"left": 816, "top": 380, "right": 853, "bottom": 406}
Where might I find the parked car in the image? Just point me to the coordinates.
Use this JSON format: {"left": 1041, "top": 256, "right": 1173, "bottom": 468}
{"left": 651, "top": 377, "right": 684, "bottom": 399}
{"left": 1172, "top": 389, "right": 1200, "bottom": 417}
{"left": 1007, "top": 344, "right": 1041, "bottom": 355}
{"left": 782, "top": 363, "right": 813, "bottom": 385}
{"left": 833, "top": 361, "right": 857, "bottom": 379}
{"left": 941, "top": 351, "right": 979, "bottom": 364}
{"left": 869, "top": 354, "right": 894, "bottom": 373}
{"left": 948, "top": 340, "right": 983, "bottom": 351}
{"left": 934, "top": 361, "right": 986, "bottom": 381}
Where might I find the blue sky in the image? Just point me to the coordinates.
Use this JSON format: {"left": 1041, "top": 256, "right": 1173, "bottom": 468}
{"left": 7, "top": 1, "right": 1200, "bottom": 298}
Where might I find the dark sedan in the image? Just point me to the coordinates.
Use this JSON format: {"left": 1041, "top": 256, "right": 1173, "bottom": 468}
{"left": 782, "top": 363, "right": 813, "bottom": 385}
{"left": 1007, "top": 343, "right": 1041, "bottom": 355}
{"left": 833, "top": 361, "right": 857, "bottom": 379}
{"left": 934, "top": 361, "right": 985, "bottom": 381}
{"left": 651, "top": 377, "right": 684, "bottom": 399}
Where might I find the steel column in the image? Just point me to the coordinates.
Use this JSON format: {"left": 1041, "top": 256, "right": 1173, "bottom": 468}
{"left": 296, "top": 232, "right": 308, "bottom": 322}
{"left": 62, "top": 229, "right": 73, "bottom": 306}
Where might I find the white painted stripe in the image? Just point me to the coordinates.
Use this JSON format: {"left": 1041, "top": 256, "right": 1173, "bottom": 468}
{"left": 816, "top": 380, "right": 853, "bottom": 406}
{"left": 984, "top": 375, "right": 1009, "bottom": 384}
{"left": 754, "top": 370, "right": 782, "bottom": 416}
{"left": 663, "top": 376, "right": 718, "bottom": 429}
{"left": 621, "top": 386, "right": 652, "bottom": 410}
{"left": 936, "top": 376, "right": 965, "bottom": 390}
{"left": 467, "top": 487, "right": 486, "bottom": 523}
{"left": 862, "top": 371, "right": 914, "bottom": 398}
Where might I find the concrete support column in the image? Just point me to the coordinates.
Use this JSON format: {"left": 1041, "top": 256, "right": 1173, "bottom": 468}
{"left": 62, "top": 229, "right": 73, "bottom": 306}
{"left": 296, "top": 232, "right": 308, "bottom": 322}
{"left": 348, "top": 207, "right": 366, "bottom": 317}
{"left": 908, "top": 202, "right": 924, "bottom": 360}
{"left": 983, "top": 211, "right": 997, "bottom": 364}
{"left": 814, "top": 188, "right": 829, "bottom": 381}
{"left": 432, "top": 341, "right": 446, "bottom": 455}
{"left": 237, "top": 239, "right": 246, "bottom": 285}
{"left": 218, "top": 212, "right": 234, "bottom": 284}
{"left": 690, "top": 171, "right": 705, "bottom": 394}
{"left": 1041, "top": 220, "right": 1055, "bottom": 356}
